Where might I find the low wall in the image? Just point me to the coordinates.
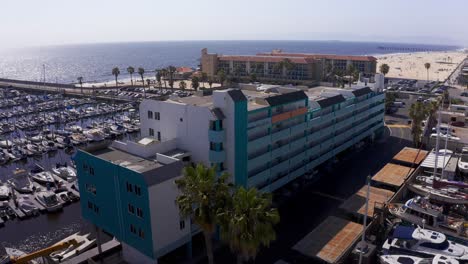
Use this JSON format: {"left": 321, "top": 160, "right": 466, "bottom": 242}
{"left": 111, "top": 138, "right": 178, "bottom": 158}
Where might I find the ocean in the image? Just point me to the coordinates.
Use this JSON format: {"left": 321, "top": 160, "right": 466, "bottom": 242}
{"left": 0, "top": 41, "right": 459, "bottom": 84}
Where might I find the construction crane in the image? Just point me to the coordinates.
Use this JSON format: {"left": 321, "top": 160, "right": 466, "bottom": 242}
{"left": 1, "top": 239, "right": 79, "bottom": 264}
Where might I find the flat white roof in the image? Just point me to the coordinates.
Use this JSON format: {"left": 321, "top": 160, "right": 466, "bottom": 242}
{"left": 420, "top": 149, "right": 453, "bottom": 169}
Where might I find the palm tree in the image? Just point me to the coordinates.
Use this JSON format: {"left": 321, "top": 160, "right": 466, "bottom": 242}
{"left": 160, "top": 68, "right": 168, "bottom": 88}
{"left": 201, "top": 72, "right": 208, "bottom": 88}
{"left": 409, "top": 102, "right": 427, "bottom": 146}
{"left": 424, "top": 63, "right": 431, "bottom": 81}
{"left": 77, "top": 77, "right": 84, "bottom": 94}
{"left": 155, "top": 69, "right": 162, "bottom": 91}
{"left": 175, "top": 164, "right": 232, "bottom": 264}
{"left": 346, "top": 64, "right": 356, "bottom": 87}
{"left": 138, "top": 67, "right": 145, "bottom": 98}
{"left": 127, "top": 66, "right": 135, "bottom": 86}
{"left": 191, "top": 76, "right": 200, "bottom": 91}
{"left": 219, "top": 187, "right": 280, "bottom": 264}
{"left": 208, "top": 77, "right": 213, "bottom": 89}
{"left": 167, "top": 66, "right": 177, "bottom": 91}
{"left": 379, "top": 63, "right": 390, "bottom": 77}
{"left": 217, "top": 70, "right": 226, "bottom": 86}
{"left": 112, "top": 67, "right": 120, "bottom": 87}
{"left": 179, "top": 80, "right": 186, "bottom": 90}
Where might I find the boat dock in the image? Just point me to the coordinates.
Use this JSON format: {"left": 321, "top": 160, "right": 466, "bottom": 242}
{"left": 7, "top": 199, "right": 26, "bottom": 219}
{"left": 63, "top": 239, "right": 122, "bottom": 264}
{"left": 391, "top": 147, "right": 428, "bottom": 166}
{"left": 371, "top": 163, "right": 414, "bottom": 190}
{"left": 339, "top": 186, "right": 394, "bottom": 218}
{"left": 293, "top": 216, "right": 363, "bottom": 263}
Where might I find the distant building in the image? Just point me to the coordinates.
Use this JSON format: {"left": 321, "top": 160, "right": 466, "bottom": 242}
{"left": 174, "top": 67, "right": 194, "bottom": 79}
{"left": 77, "top": 82, "right": 385, "bottom": 263}
{"left": 200, "top": 48, "right": 377, "bottom": 83}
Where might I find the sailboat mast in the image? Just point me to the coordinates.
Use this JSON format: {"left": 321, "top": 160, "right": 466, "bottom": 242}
{"left": 433, "top": 103, "right": 442, "bottom": 179}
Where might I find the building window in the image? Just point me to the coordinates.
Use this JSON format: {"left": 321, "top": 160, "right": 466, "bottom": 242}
{"left": 136, "top": 208, "right": 143, "bottom": 218}
{"left": 126, "top": 182, "right": 133, "bottom": 193}
{"left": 128, "top": 204, "right": 135, "bottom": 214}
{"left": 155, "top": 112, "right": 160, "bottom": 120}
{"left": 210, "top": 142, "right": 216, "bottom": 150}
{"left": 130, "top": 224, "right": 136, "bottom": 234}
{"left": 93, "top": 204, "right": 99, "bottom": 214}
{"left": 88, "top": 201, "right": 93, "bottom": 209}
{"left": 135, "top": 185, "right": 141, "bottom": 196}
{"left": 86, "top": 184, "right": 97, "bottom": 195}
{"left": 82, "top": 162, "right": 88, "bottom": 170}
{"left": 89, "top": 167, "right": 94, "bottom": 176}
{"left": 180, "top": 220, "right": 185, "bottom": 230}
{"left": 157, "top": 131, "right": 161, "bottom": 141}
{"left": 209, "top": 120, "right": 216, "bottom": 130}
{"left": 149, "top": 128, "right": 154, "bottom": 137}
{"left": 219, "top": 162, "right": 225, "bottom": 171}
{"left": 218, "top": 120, "right": 223, "bottom": 130}
{"left": 147, "top": 111, "right": 153, "bottom": 119}
{"left": 138, "top": 229, "right": 145, "bottom": 239}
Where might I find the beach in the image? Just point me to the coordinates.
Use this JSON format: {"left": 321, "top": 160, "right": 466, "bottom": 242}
{"left": 376, "top": 50, "right": 467, "bottom": 81}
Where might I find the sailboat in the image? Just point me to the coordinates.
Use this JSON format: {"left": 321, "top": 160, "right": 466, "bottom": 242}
{"left": 408, "top": 105, "right": 468, "bottom": 204}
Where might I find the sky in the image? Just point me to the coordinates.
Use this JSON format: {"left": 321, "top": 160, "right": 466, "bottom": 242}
{"left": 1, "top": 0, "right": 467, "bottom": 49}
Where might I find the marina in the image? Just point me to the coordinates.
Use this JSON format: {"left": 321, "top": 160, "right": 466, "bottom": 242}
{"left": 0, "top": 85, "right": 140, "bottom": 234}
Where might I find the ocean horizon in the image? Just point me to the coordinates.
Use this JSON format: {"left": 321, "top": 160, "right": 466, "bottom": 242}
{"left": 0, "top": 40, "right": 460, "bottom": 84}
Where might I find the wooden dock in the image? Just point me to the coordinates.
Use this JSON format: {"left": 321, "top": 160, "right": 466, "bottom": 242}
{"left": 293, "top": 216, "right": 363, "bottom": 263}
{"left": 8, "top": 199, "right": 26, "bottom": 219}
{"left": 372, "top": 163, "right": 414, "bottom": 189}
{"left": 339, "top": 186, "right": 394, "bottom": 218}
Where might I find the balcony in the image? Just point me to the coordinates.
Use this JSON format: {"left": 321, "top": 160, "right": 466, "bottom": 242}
{"left": 271, "top": 144, "right": 290, "bottom": 159}
{"left": 209, "top": 150, "right": 226, "bottom": 163}
{"left": 290, "top": 152, "right": 306, "bottom": 167}
{"left": 248, "top": 134, "right": 271, "bottom": 151}
{"left": 248, "top": 151, "right": 271, "bottom": 172}
{"left": 290, "top": 122, "right": 307, "bottom": 135}
{"left": 272, "top": 107, "right": 307, "bottom": 124}
{"left": 271, "top": 159, "right": 289, "bottom": 176}
{"left": 290, "top": 137, "right": 306, "bottom": 152}
{"left": 247, "top": 116, "right": 271, "bottom": 129}
{"left": 289, "top": 165, "right": 306, "bottom": 181}
{"left": 335, "top": 105, "right": 355, "bottom": 118}
{"left": 247, "top": 169, "right": 270, "bottom": 188}
{"left": 320, "top": 125, "right": 335, "bottom": 137}
{"left": 208, "top": 129, "right": 225, "bottom": 143}
{"left": 307, "top": 145, "right": 321, "bottom": 157}
{"left": 270, "top": 175, "right": 290, "bottom": 192}
{"left": 320, "top": 111, "right": 335, "bottom": 121}
{"left": 271, "top": 128, "right": 290, "bottom": 142}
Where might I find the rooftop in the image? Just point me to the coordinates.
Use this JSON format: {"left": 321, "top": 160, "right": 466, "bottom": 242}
{"left": 392, "top": 147, "right": 429, "bottom": 165}
{"left": 90, "top": 147, "right": 183, "bottom": 186}
{"left": 371, "top": 163, "right": 414, "bottom": 188}
{"left": 339, "top": 185, "right": 394, "bottom": 218}
{"left": 293, "top": 216, "right": 363, "bottom": 263}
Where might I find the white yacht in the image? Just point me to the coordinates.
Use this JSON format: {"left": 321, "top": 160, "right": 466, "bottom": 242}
{"left": 35, "top": 191, "right": 62, "bottom": 212}
{"left": 389, "top": 196, "right": 468, "bottom": 240}
{"left": 8, "top": 169, "right": 34, "bottom": 193}
{"left": 17, "top": 195, "right": 39, "bottom": 216}
{"left": 408, "top": 176, "right": 468, "bottom": 205}
{"left": 83, "top": 129, "right": 105, "bottom": 142}
{"left": 458, "top": 147, "right": 468, "bottom": 175}
{"left": 380, "top": 254, "right": 459, "bottom": 264}
{"left": 0, "top": 181, "right": 10, "bottom": 200}
{"left": 52, "top": 163, "right": 77, "bottom": 182}
{"left": 49, "top": 233, "right": 96, "bottom": 262}
{"left": 29, "top": 164, "right": 55, "bottom": 185}
{"left": 383, "top": 226, "right": 468, "bottom": 260}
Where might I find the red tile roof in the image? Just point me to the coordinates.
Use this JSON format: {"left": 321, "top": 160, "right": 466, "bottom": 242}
{"left": 257, "top": 52, "right": 377, "bottom": 62}
{"left": 177, "top": 67, "right": 194, "bottom": 73}
{"left": 219, "top": 55, "right": 311, "bottom": 64}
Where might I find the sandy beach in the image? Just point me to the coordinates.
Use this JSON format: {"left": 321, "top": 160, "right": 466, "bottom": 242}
{"left": 376, "top": 50, "right": 467, "bottom": 81}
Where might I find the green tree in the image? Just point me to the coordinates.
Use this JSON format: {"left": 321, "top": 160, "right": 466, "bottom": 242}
{"left": 201, "top": 72, "right": 208, "bottom": 88}
{"left": 127, "top": 66, "right": 135, "bottom": 86}
{"left": 219, "top": 187, "right": 280, "bottom": 264}
{"left": 168, "top": 66, "right": 177, "bottom": 91}
{"left": 112, "top": 67, "right": 120, "bottom": 87}
{"left": 175, "top": 164, "right": 232, "bottom": 264}
{"left": 160, "top": 68, "right": 168, "bottom": 88}
{"left": 138, "top": 67, "right": 145, "bottom": 98}
{"left": 409, "top": 102, "right": 428, "bottom": 146}
{"left": 191, "top": 76, "right": 200, "bottom": 91}
{"left": 250, "top": 73, "right": 257, "bottom": 83}
{"left": 274, "top": 59, "right": 295, "bottom": 79}
{"left": 155, "top": 69, "right": 162, "bottom": 91}
{"left": 379, "top": 63, "right": 390, "bottom": 76}
{"left": 179, "top": 80, "right": 186, "bottom": 90}
{"left": 346, "top": 64, "right": 356, "bottom": 87}
{"left": 385, "top": 92, "right": 396, "bottom": 113}
{"left": 208, "top": 77, "right": 214, "bottom": 89}
{"left": 77, "top": 76, "right": 84, "bottom": 94}
{"left": 217, "top": 70, "right": 226, "bottom": 86}
{"left": 424, "top": 62, "right": 431, "bottom": 81}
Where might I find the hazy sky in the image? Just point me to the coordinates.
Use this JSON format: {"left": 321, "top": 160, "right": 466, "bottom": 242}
{"left": 1, "top": 0, "right": 466, "bottom": 49}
